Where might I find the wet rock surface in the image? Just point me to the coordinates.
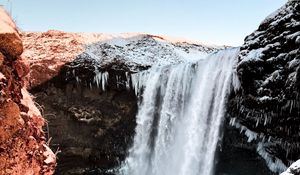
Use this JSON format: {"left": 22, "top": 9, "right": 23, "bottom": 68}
{"left": 228, "top": 0, "right": 300, "bottom": 172}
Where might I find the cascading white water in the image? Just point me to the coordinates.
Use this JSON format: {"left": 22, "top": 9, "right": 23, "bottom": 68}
{"left": 118, "top": 48, "right": 240, "bottom": 175}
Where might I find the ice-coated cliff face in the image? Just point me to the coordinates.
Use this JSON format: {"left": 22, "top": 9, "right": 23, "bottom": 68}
{"left": 228, "top": 0, "right": 300, "bottom": 173}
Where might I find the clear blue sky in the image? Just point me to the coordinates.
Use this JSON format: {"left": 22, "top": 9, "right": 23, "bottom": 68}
{"left": 1, "top": 0, "right": 286, "bottom": 46}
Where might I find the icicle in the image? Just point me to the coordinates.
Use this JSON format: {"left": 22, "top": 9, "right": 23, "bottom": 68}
{"left": 229, "top": 117, "right": 236, "bottom": 126}
{"left": 245, "top": 129, "right": 258, "bottom": 142}
{"left": 102, "top": 72, "right": 108, "bottom": 91}
{"left": 75, "top": 76, "right": 80, "bottom": 83}
{"left": 257, "top": 143, "right": 287, "bottom": 173}
{"left": 264, "top": 115, "right": 268, "bottom": 125}
{"left": 93, "top": 70, "right": 109, "bottom": 91}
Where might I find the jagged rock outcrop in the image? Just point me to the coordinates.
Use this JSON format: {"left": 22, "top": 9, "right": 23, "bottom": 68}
{"left": 0, "top": 8, "right": 56, "bottom": 174}
{"left": 228, "top": 0, "right": 300, "bottom": 173}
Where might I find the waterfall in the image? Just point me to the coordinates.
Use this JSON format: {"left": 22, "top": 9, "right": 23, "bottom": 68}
{"left": 118, "top": 48, "right": 240, "bottom": 175}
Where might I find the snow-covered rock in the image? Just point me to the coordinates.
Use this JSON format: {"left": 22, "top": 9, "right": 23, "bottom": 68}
{"left": 228, "top": 0, "right": 300, "bottom": 173}
{"left": 21, "top": 31, "right": 224, "bottom": 87}
{"left": 281, "top": 160, "right": 300, "bottom": 175}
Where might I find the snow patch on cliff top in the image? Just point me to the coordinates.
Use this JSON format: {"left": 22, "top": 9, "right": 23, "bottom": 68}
{"left": 22, "top": 31, "right": 225, "bottom": 72}
{"left": 77, "top": 33, "right": 224, "bottom": 70}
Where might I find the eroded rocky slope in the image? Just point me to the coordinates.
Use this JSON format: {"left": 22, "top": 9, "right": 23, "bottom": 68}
{"left": 228, "top": 0, "right": 300, "bottom": 173}
{"left": 0, "top": 8, "right": 56, "bottom": 175}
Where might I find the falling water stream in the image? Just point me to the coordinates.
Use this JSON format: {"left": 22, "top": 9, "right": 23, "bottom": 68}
{"left": 118, "top": 48, "right": 240, "bottom": 175}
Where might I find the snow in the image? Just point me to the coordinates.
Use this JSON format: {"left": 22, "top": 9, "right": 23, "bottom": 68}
{"left": 258, "top": 96, "right": 274, "bottom": 104}
{"left": 22, "top": 31, "right": 224, "bottom": 81}
{"left": 288, "top": 59, "right": 300, "bottom": 69}
{"left": 296, "top": 36, "right": 300, "bottom": 44}
{"left": 262, "top": 70, "right": 282, "bottom": 87}
{"left": 286, "top": 31, "right": 300, "bottom": 41}
{"left": 79, "top": 33, "right": 222, "bottom": 70}
{"left": 281, "top": 160, "right": 300, "bottom": 175}
{"left": 239, "top": 48, "right": 264, "bottom": 64}
{"left": 257, "top": 143, "right": 288, "bottom": 173}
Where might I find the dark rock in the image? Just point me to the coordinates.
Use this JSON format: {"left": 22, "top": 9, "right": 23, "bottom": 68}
{"left": 228, "top": 0, "right": 300, "bottom": 172}
{"left": 30, "top": 62, "right": 138, "bottom": 175}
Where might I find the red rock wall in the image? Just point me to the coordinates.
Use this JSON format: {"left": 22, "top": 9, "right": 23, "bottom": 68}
{"left": 0, "top": 8, "right": 56, "bottom": 175}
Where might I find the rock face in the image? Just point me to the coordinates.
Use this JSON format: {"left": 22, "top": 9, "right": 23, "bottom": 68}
{"left": 228, "top": 0, "right": 300, "bottom": 173}
{"left": 22, "top": 31, "right": 221, "bottom": 174}
{"left": 0, "top": 8, "right": 56, "bottom": 174}
{"left": 30, "top": 67, "right": 138, "bottom": 174}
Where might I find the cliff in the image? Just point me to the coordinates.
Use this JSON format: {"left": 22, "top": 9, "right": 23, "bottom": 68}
{"left": 17, "top": 1, "right": 300, "bottom": 174}
{"left": 21, "top": 31, "right": 221, "bottom": 174}
{"left": 0, "top": 8, "right": 56, "bottom": 174}
{"left": 228, "top": 0, "right": 300, "bottom": 173}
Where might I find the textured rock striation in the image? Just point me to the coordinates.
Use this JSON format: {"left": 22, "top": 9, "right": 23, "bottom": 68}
{"left": 228, "top": 0, "right": 300, "bottom": 173}
{"left": 0, "top": 8, "right": 56, "bottom": 175}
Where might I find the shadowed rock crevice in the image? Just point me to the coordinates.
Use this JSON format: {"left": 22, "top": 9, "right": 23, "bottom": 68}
{"left": 30, "top": 59, "right": 138, "bottom": 174}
